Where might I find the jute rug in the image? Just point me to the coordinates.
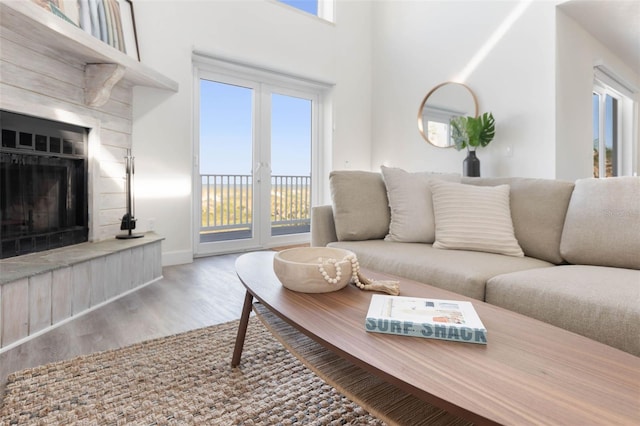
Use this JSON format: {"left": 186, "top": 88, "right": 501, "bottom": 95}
{"left": 1, "top": 317, "right": 385, "bottom": 425}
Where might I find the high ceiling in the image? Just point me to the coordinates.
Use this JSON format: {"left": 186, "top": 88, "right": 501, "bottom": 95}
{"left": 558, "top": 0, "right": 640, "bottom": 71}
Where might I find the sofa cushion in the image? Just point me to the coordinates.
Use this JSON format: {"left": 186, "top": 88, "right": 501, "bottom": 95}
{"left": 330, "top": 171, "right": 389, "bottom": 241}
{"left": 560, "top": 177, "right": 640, "bottom": 269}
{"left": 462, "top": 177, "right": 574, "bottom": 264}
{"left": 310, "top": 205, "right": 338, "bottom": 247}
{"left": 380, "top": 166, "right": 460, "bottom": 243}
{"left": 486, "top": 266, "right": 640, "bottom": 356}
{"left": 430, "top": 181, "right": 524, "bottom": 257}
{"left": 327, "top": 240, "right": 552, "bottom": 300}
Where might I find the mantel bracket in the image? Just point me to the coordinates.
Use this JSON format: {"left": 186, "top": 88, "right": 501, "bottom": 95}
{"left": 85, "top": 63, "right": 126, "bottom": 107}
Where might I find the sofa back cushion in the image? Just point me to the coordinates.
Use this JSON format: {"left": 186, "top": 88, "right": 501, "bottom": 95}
{"left": 330, "top": 171, "right": 390, "bottom": 241}
{"left": 462, "top": 177, "right": 574, "bottom": 264}
{"left": 560, "top": 177, "right": 640, "bottom": 269}
{"left": 381, "top": 166, "right": 460, "bottom": 243}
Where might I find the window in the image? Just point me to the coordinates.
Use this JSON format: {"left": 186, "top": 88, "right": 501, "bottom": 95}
{"left": 422, "top": 106, "right": 466, "bottom": 148}
{"left": 279, "top": 0, "right": 317, "bottom": 15}
{"left": 277, "top": 0, "right": 334, "bottom": 22}
{"left": 592, "top": 65, "right": 637, "bottom": 178}
{"left": 592, "top": 90, "right": 618, "bottom": 177}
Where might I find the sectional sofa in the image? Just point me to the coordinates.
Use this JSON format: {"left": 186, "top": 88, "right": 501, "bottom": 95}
{"left": 310, "top": 167, "right": 640, "bottom": 356}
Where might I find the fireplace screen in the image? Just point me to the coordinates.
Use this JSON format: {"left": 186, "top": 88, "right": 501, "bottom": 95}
{"left": 1, "top": 111, "right": 88, "bottom": 259}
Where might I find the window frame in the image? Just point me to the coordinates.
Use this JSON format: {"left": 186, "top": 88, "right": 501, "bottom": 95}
{"left": 274, "top": 0, "right": 334, "bottom": 22}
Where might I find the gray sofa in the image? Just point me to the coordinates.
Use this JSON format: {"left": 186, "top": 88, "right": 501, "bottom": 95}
{"left": 311, "top": 167, "right": 640, "bottom": 356}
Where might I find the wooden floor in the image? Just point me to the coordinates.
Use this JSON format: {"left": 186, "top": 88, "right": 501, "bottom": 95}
{"left": 0, "top": 252, "right": 249, "bottom": 400}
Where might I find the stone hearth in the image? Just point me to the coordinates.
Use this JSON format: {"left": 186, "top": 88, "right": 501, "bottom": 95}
{"left": 0, "top": 233, "right": 163, "bottom": 351}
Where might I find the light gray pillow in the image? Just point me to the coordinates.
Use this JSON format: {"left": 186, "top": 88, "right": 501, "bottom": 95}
{"left": 431, "top": 180, "right": 524, "bottom": 257}
{"left": 560, "top": 177, "right": 640, "bottom": 269}
{"left": 330, "top": 171, "right": 389, "bottom": 241}
{"left": 381, "top": 166, "right": 460, "bottom": 243}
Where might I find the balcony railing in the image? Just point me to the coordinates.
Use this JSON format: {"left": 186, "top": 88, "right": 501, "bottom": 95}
{"left": 200, "top": 174, "right": 311, "bottom": 237}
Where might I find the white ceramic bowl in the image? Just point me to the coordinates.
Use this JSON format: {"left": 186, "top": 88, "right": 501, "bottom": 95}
{"left": 273, "top": 247, "right": 356, "bottom": 293}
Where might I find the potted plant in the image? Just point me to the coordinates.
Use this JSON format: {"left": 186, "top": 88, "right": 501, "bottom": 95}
{"left": 450, "top": 112, "right": 495, "bottom": 177}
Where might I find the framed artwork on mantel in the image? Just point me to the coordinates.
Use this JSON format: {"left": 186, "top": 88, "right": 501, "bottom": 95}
{"left": 30, "top": 0, "right": 140, "bottom": 61}
{"left": 32, "top": 0, "right": 80, "bottom": 26}
{"left": 118, "top": 0, "right": 141, "bottom": 61}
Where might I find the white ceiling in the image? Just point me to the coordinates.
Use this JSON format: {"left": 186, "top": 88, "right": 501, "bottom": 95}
{"left": 558, "top": 0, "right": 640, "bottom": 70}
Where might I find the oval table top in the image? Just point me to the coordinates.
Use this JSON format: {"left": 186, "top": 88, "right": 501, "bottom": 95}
{"left": 235, "top": 251, "right": 640, "bottom": 425}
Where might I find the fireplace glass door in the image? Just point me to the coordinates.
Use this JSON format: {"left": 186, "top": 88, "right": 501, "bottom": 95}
{"left": 1, "top": 111, "right": 88, "bottom": 259}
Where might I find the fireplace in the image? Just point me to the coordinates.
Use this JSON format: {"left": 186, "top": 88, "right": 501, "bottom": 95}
{"left": 1, "top": 111, "right": 88, "bottom": 259}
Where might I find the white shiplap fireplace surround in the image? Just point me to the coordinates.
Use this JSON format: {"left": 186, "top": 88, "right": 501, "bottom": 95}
{"left": 0, "top": 1, "right": 178, "bottom": 351}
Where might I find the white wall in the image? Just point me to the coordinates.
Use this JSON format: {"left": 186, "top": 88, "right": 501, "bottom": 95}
{"left": 131, "top": 0, "right": 373, "bottom": 265}
{"left": 370, "top": 0, "right": 559, "bottom": 178}
{"left": 556, "top": 10, "right": 640, "bottom": 181}
{"left": 130, "top": 0, "right": 637, "bottom": 265}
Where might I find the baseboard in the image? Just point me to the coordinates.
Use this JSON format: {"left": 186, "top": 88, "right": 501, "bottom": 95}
{"left": 162, "top": 249, "right": 193, "bottom": 266}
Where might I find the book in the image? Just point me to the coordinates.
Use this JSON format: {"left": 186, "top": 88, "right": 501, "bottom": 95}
{"left": 365, "top": 294, "right": 487, "bottom": 344}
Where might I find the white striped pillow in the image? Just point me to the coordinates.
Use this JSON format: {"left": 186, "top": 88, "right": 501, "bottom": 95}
{"left": 430, "top": 180, "right": 524, "bottom": 257}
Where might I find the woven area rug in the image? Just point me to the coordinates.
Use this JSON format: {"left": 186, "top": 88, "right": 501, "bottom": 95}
{"left": 1, "top": 318, "right": 385, "bottom": 425}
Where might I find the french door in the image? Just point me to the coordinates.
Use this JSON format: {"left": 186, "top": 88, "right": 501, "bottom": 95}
{"left": 194, "top": 66, "right": 322, "bottom": 256}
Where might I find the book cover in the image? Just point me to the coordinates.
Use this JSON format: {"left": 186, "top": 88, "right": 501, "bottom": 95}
{"left": 48, "top": 1, "right": 79, "bottom": 27}
{"left": 365, "top": 294, "right": 487, "bottom": 344}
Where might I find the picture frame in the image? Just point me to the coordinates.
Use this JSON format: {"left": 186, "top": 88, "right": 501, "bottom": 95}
{"left": 37, "top": 0, "right": 140, "bottom": 61}
{"left": 118, "top": 0, "right": 140, "bottom": 61}
{"left": 31, "top": 0, "right": 80, "bottom": 26}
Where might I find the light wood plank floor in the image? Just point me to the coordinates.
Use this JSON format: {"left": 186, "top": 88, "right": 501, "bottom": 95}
{"left": 0, "top": 253, "right": 249, "bottom": 400}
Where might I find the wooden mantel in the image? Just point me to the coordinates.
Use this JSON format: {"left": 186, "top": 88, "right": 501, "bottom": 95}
{"left": 0, "top": 0, "right": 178, "bottom": 102}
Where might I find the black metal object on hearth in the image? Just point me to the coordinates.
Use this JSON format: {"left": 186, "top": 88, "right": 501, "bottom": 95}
{"left": 116, "top": 150, "right": 143, "bottom": 239}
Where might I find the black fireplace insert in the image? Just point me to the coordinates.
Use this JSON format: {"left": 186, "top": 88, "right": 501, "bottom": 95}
{"left": 1, "top": 111, "right": 88, "bottom": 259}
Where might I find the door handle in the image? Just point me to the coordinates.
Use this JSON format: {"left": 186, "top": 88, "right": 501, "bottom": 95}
{"left": 253, "top": 162, "right": 271, "bottom": 183}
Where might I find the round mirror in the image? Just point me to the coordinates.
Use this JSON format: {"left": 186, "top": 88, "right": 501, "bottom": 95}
{"left": 417, "top": 82, "right": 478, "bottom": 148}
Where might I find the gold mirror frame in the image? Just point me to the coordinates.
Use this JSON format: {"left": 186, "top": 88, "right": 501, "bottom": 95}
{"left": 417, "top": 82, "right": 479, "bottom": 148}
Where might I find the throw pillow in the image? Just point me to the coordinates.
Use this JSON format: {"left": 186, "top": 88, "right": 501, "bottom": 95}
{"left": 381, "top": 166, "right": 460, "bottom": 243}
{"left": 329, "top": 170, "right": 390, "bottom": 241}
{"left": 430, "top": 180, "right": 524, "bottom": 257}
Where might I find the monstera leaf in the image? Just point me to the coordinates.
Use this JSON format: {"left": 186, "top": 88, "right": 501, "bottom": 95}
{"left": 450, "top": 112, "right": 495, "bottom": 151}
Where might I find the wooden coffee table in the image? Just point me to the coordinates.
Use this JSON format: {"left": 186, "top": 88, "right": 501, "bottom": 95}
{"left": 232, "top": 251, "right": 640, "bottom": 425}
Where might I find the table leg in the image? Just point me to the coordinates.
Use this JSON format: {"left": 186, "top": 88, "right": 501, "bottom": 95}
{"left": 231, "top": 290, "right": 254, "bottom": 367}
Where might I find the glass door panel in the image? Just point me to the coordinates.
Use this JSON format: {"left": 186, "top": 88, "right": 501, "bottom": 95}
{"left": 593, "top": 92, "right": 601, "bottom": 177}
{"left": 270, "top": 93, "right": 312, "bottom": 237}
{"left": 593, "top": 90, "right": 619, "bottom": 178}
{"left": 199, "top": 80, "right": 254, "bottom": 244}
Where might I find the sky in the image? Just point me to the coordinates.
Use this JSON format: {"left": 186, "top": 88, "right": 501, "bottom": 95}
{"left": 279, "top": 0, "right": 318, "bottom": 15}
{"left": 199, "top": 80, "right": 312, "bottom": 177}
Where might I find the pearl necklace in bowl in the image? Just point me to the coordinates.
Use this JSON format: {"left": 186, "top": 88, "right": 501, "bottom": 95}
{"left": 317, "top": 254, "right": 400, "bottom": 295}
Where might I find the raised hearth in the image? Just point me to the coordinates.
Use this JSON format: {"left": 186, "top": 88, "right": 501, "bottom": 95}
{"left": 0, "top": 233, "right": 163, "bottom": 352}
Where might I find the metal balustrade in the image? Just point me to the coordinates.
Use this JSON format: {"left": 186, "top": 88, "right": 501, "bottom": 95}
{"left": 200, "top": 174, "right": 311, "bottom": 237}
